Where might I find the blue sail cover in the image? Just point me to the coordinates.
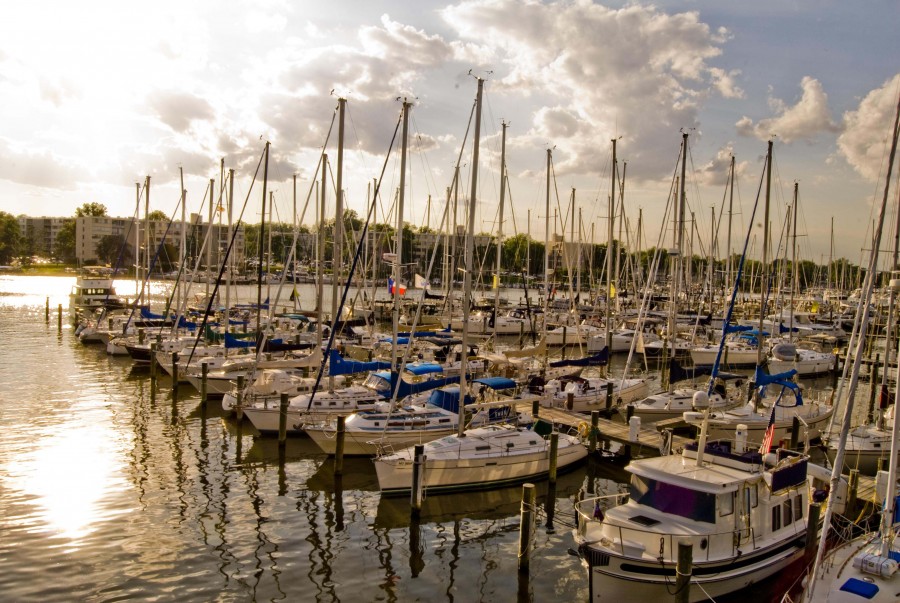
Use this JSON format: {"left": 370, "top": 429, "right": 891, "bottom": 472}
{"left": 550, "top": 348, "right": 609, "bottom": 368}
{"left": 474, "top": 376, "right": 517, "bottom": 390}
{"left": 177, "top": 316, "right": 197, "bottom": 331}
{"left": 328, "top": 349, "right": 392, "bottom": 376}
{"left": 140, "top": 306, "right": 166, "bottom": 320}
{"left": 404, "top": 363, "right": 444, "bottom": 376}
{"left": 753, "top": 366, "right": 802, "bottom": 405}
{"left": 225, "top": 333, "right": 256, "bottom": 349}
{"left": 724, "top": 323, "right": 753, "bottom": 334}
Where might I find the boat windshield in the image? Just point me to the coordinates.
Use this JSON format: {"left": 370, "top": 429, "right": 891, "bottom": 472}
{"left": 629, "top": 475, "right": 716, "bottom": 524}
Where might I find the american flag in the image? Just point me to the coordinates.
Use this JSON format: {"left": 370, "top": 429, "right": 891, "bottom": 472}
{"left": 758, "top": 402, "right": 778, "bottom": 454}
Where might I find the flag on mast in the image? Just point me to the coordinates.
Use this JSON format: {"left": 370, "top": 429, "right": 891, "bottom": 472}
{"left": 758, "top": 402, "right": 778, "bottom": 455}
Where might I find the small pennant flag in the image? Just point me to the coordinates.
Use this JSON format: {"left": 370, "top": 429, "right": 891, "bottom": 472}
{"left": 414, "top": 274, "right": 429, "bottom": 289}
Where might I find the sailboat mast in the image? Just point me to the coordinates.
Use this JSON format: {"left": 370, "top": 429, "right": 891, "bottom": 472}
{"left": 493, "top": 120, "right": 507, "bottom": 342}
{"left": 331, "top": 98, "right": 346, "bottom": 378}
{"left": 256, "top": 142, "right": 269, "bottom": 336}
{"left": 226, "top": 169, "right": 234, "bottom": 335}
{"left": 459, "top": 77, "right": 483, "bottom": 437}
{"left": 543, "top": 149, "right": 551, "bottom": 335}
{"left": 790, "top": 183, "right": 798, "bottom": 338}
{"left": 606, "top": 139, "right": 616, "bottom": 352}
{"left": 754, "top": 140, "right": 773, "bottom": 406}
{"left": 727, "top": 155, "right": 735, "bottom": 295}
{"left": 392, "top": 100, "right": 411, "bottom": 373}
{"left": 316, "top": 156, "right": 326, "bottom": 350}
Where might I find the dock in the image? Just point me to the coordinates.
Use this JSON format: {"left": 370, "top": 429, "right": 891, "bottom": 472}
{"left": 515, "top": 402, "right": 695, "bottom": 456}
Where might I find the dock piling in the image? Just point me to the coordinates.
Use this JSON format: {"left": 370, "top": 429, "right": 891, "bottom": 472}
{"left": 517, "top": 483, "right": 536, "bottom": 573}
{"left": 278, "top": 393, "right": 289, "bottom": 447}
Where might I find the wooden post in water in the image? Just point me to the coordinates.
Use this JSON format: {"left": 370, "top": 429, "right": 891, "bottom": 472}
{"left": 45, "top": 297, "right": 49, "bottom": 322}
{"left": 57, "top": 303, "right": 62, "bottom": 332}
{"left": 171, "top": 352, "right": 179, "bottom": 397}
{"left": 790, "top": 416, "right": 800, "bottom": 450}
{"left": 200, "top": 361, "right": 208, "bottom": 406}
{"left": 589, "top": 410, "right": 599, "bottom": 453}
{"left": 548, "top": 432, "right": 559, "bottom": 485}
{"left": 805, "top": 503, "right": 822, "bottom": 561}
{"left": 561, "top": 326, "right": 567, "bottom": 359}
{"left": 149, "top": 342, "right": 157, "bottom": 381}
{"left": 334, "top": 416, "right": 346, "bottom": 476}
{"left": 626, "top": 404, "right": 634, "bottom": 423}
{"left": 532, "top": 400, "right": 540, "bottom": 420}
{"left": 278, "top": 393, "right": 289, "bottom": 447}
{"left": 517, "top": 483, "right": 536, "bottom": 573}
{"left": 605, "top": 382, "right": 614, "bottom": 414}
{"left": 566, "top": 392, "right": 574, "bottom": 411}
{"left": 867, "top": 354, "right": 880, "bottom": 423}
{"left": 675, "top": 541, "right": 693, "bottom": 603}
{"left": 138, "top": 328, "right": 145, "bottom": 345}
{"left": 235, "top": 375, "right": 245, "bottom": 421}
{"left": 847, "top": 469, "right": 859, "bottom": 513}
{"left": 411, "top": 444, "right": 425, "bottom": 517}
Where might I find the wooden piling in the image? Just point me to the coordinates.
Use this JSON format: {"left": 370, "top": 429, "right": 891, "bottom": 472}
{"left": 411, "top": 444, "right": 425, "bottom": 517}
{"left": 235, "top": 375, "right": 245, "bottom": 421}
{"left": 790, "top": 416, "right": 800, "bottom": 450}
{"left": 589, "top": 410, "right": 599, "bottom": 453}
{"left": 334, "top": 416, "right": 346, "bottom": 476}
{"left": 867, "top": 355, "right": 880, "bottom": 423}
{"left": 566, "top": 392, "right": 574, "bottom": 411}
{"left": 149, "top": 342, "right": 158, "bottom": 381}
{"left": 517, "top": 483, "right": 536, "bottom": 573}
{"left": 57, "top": 303, "right": 62, "bottom": 332}
{"left": 847, "top": 469, "right": 859, "bottom": 514}
{"left": 605, "top": 382, "right": 614, "bottom": 414}
{"left": 278, "top": 393, "right": 289, "bottom": 447}
{"left": 805, "top": 503, "right": 822, "bottom": 561}
{"left": 45, "top": 297, "right": 49, "bottom": 322}
{"left": 675, "top": 541, "right": 693, "bottom": 603}
{"left": 531, "top": 399, "right": 540, "bottom": 420}
{"left": 200, "top": 361, "right": 209, "bottom": 405}
{"left": 548, "top": 432, "right": 559, "bottom": 485}
{"left": 171, "top": 352, "right": 179, "bottom": 394}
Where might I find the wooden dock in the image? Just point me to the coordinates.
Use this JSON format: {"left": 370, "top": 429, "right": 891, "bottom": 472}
{"left": 516, "top": 402, "right": 694, "bottom": 456}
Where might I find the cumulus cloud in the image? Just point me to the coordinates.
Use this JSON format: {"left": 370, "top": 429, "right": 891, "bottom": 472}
{"left": 693, "top": 143, "right": 750, "bottom": 187}
{"left": 0, "top": 138, "right": 82, "bottom": 189}
{"left": 837, "top": 73, "right": 900, "bottom": 181}
{"left": 735, "top": 76, "right": 839, "bottom": 143}
{"left": 148, "top": 91, "right": 216, "bottom": 133}
{"left": 440, "top": 0, "right": 739, "bottom": 180}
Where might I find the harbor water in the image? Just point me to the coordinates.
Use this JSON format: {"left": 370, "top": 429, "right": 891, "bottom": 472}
{"left": 0, "top": 275, "right": 844, "bottom": 602}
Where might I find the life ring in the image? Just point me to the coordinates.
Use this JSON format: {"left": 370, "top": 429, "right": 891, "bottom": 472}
{"left": 577, "top": 421, "right": 590, "bottom": 438}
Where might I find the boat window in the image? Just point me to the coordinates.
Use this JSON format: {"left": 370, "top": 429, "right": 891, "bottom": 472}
{"left": 749, "top": 483, "right": 758, "bottom": 508}
{"left": 439, "top": 419, "right": 451, "bottom": 424}
{"left": 475, "top": 445, "right": 490, "bottom": 451}
{"left": 792, "top": 496, "right": 803, "bottom": 522}
{"left": 782, "top": 500, "right": 793, "bottom": 525}
{"left": 719, "top": 492, "right": 734, "bottom": 517}
{"left": 629, "top": 475, "right": 716, "bottom": 524}
{"left": 771, "top": 505, "right": 782, "bottom": 531}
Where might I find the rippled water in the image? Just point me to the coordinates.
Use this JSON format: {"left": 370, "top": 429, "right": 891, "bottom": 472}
{"left": 0, "top": 275, "right": 601, "bottom": 602}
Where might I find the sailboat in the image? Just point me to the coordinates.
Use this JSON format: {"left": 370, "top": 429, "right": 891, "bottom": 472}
{"left": 797, "top": 88, "right": 900, "bottom": 603}
{"left": 374, "top": 87, "right": 587, "bottom": 493}
{"left": 574, "top": 139, "right": 845, "bottom": 603}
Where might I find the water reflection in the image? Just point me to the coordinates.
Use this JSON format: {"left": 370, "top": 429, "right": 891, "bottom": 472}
{"left": 5, "top": 424, "right": 127, "bottom": 542}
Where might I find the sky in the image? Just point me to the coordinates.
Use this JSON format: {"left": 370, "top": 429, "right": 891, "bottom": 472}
{"left": 0, "top": 0, "right": 898, "bottom": 264}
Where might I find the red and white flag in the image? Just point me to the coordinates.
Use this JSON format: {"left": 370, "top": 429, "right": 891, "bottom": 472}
{"left": 758, "top": 403, "right": 778, "bottom": 455}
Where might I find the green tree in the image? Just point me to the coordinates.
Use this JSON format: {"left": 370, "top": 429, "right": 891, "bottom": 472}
{"left": 0, "top": 211, "right": 21, "bottom": 264}
{"left": 95, "top": 234, "right": 134, "bottom": 266}
{"left": 75, "top": 202, "right": 108, "bottom": 217}
{"left": 54, "top": 219, "right": 77, "bottom": 263}
{"left": 147, "top": 210, "right": 169, "bottom": 222}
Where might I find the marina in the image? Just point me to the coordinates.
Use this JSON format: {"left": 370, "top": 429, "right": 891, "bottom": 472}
{"left": 0, "top": 274, "right": 892, "bottom": 602}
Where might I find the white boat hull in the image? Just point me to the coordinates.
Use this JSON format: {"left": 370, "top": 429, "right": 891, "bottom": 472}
{"left": 376, "top": 439, "right": 587, "bottom": 493}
